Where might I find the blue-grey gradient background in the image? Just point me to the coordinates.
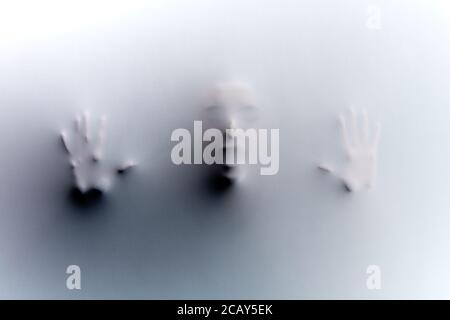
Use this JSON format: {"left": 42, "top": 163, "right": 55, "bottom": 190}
{"left": 0, "top": 0, "right": 450, "bottom": 299}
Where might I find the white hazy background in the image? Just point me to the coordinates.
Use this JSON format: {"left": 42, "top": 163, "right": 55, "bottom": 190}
{"left": 0, "top": 0, "right": 449, "bottom": 299}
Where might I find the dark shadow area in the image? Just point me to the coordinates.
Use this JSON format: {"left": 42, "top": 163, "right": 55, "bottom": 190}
{"left": 342, "top": 182, "right": 353, "bottom": 193}
{"left": 203, "top": 163, "right": 236, "bottom": 197}
{"left": 68, "top": 187, "right": 105, "bottom": 209}
{"left": 208, "top": 171, "right": 234, "bottom": 193}
{"left": 201, "top": 142, "right": 241, "bottom": 197}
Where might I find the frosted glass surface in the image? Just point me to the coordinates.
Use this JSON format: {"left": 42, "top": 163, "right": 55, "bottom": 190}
{"left": 0, "top": 0, "right": 449, "bottom": 298}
